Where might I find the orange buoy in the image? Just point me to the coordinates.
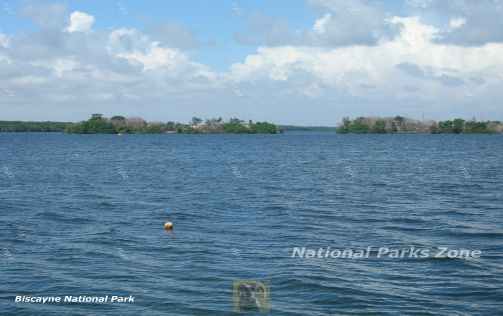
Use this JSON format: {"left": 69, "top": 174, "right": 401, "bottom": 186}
{"left": 164, "top": 221, "right": 173, "bottom": 231}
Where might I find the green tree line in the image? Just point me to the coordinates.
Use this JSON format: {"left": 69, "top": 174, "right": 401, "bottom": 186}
{"left": 0, "top": 121, "right": 70, "bottom": 132}
{"left": 337, "top": 116, "right": 503, "bottom": 134}
{"left": 64, "top": 114, "right": 279, "bottom": 134}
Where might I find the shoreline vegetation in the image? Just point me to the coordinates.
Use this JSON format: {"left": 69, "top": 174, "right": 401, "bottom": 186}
{"left": 336, "top": 116, "right": 503, "bottom": 134}
{"left": 0, "top": 114, "right": 279, "bottom": 134}
{"left": 1, "top": 114, "right": 502, "bottom": 134}
{"left": 66, "top": 114, "right": 279, "bottom": 134}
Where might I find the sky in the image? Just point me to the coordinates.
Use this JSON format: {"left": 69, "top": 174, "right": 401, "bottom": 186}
{"left": 1, "top": 0, "right": 503, "bottom": 125}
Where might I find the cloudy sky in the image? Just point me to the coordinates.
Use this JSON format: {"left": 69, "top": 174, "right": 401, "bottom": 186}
{"left": 1, "top": 0, "right": 503, "bottom": 125}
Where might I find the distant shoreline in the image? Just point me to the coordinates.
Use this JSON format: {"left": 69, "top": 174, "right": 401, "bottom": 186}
{"left": 2, "top": 115, "right": 503, "bottom": 134}
{"left": 336, "top": 116, "right": 503, "bottom": 134}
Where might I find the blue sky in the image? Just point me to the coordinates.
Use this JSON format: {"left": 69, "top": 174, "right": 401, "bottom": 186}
{"left": 2, "top": 0, "right": 316, "bottom": 70}
{"left": 1, "top": 0, "right": 503, "bottom": 124}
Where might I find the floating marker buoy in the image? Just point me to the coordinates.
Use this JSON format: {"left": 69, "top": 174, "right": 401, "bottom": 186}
{"left": 164, "top": 221, "right": 173, "bottom": 231}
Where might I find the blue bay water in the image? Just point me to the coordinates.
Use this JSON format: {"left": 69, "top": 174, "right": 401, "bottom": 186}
{"left": 1, "top": 133, "right": 503, "bottom": 315}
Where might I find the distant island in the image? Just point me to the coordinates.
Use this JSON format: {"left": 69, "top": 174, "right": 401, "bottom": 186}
{"left": 336, "top": 116, "right": 503, "bottom": 134}
{"left": 0, "top": 114, "right": 279, "bottom": 134}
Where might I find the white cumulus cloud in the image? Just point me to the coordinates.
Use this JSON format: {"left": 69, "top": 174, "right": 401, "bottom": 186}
{"left": 229, "top": 16, "right": 503, "bottom": 102}
{"left": 313, "top": 13, "right": 332, "bottom": 34}
{"left": 66, "top": 11, "right": 95, "bottom": 33}
{"left": 449, "top": 17, "right": 466, "bottom": 30}
{"left": 107, "top": 28, "right": 217, "bottom": 81}
{"left": 0, "top": 33, "right": 10, "bottom": 48}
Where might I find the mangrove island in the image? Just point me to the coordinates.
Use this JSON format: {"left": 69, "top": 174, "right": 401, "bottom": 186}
{"left": 336, "top": 116, "right": 503, "bottom": 134}
{"left": 0, "top": 114, "right": 279, "bottom": 134}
